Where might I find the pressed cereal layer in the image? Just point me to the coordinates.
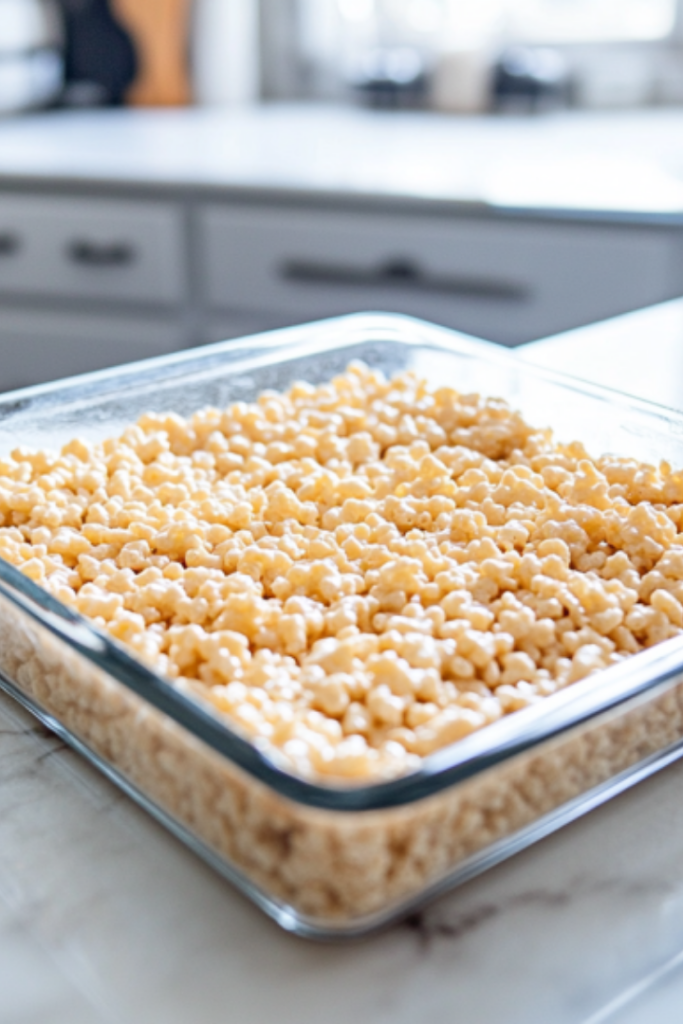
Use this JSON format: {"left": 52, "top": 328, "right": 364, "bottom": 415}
{"left": 1, "top": 362, "right": 683, "bottom": 782}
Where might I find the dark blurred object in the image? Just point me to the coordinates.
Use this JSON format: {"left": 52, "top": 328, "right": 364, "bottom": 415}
{"left": 57, "top": 0, "right": 136, "bottom": 106}
{"left": 0, "top": 0, "right": 64, "bottom": 113}
{"left": 348, "top": 48, "right": 428, "bottom": 109}
{"left": 493, "top": 47, "right": 571, "bottom": 113}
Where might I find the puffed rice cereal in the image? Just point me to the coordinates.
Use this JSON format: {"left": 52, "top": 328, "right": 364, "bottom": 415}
{"left": 1, "top": 361, "right": 683, "bottom": 783}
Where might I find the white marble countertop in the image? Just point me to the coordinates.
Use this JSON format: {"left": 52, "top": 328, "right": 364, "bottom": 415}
{"left": 5, "top": 300, "right": 683, "bottom": 1023}
{"left": 3, "top": 105, "right": 683, "bottom": 220}
{"left": 520, "top": 297, "right": 683, "bottom": 409}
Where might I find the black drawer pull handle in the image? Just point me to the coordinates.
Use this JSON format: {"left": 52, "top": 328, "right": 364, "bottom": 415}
{"left": 0, "top": 233, "right": 20, "bottom": 257}
{"left": 281, "top": 256, "right": 529, "bottom": 301}
{"left": 67, "top": 240, "right": 137, "bottom": 268}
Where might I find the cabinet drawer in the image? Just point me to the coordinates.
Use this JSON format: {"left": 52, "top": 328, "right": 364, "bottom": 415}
{"left": 200, "top": 204, "right": 679, "bottom": 345}
{"left": 203, "top": 310, "right": 304, "bottom": 345}
{"left": 0, "top": 308, "right": 188, "bottom": 391}
{"left": 0, "top": 195, "right": 185, "bottom": 306}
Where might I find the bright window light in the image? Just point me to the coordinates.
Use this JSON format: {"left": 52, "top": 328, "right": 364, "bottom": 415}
{"left": 332, "top": 0, "right": 678, "bottom": 43}
{"left": 496, "top": 0, "right": 677, "bottom": 43}
{"left": 405, "top": 0, "right": 442, "bottom": 34}
{"left": 337, "top": 0, "right": 375, "bottom": 23}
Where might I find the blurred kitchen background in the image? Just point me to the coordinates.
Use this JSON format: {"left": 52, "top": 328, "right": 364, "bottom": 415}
{"left": 2, "top": 0, "right": 683, "bottom": 389}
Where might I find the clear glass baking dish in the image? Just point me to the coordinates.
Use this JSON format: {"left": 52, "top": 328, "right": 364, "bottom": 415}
{"left": 2, "top": 311, "right": 683, "bottom": 940}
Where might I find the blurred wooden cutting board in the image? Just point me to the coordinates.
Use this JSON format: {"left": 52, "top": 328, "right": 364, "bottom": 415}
{"left": 111, "top": 0, "right": 192, "bottom": 106}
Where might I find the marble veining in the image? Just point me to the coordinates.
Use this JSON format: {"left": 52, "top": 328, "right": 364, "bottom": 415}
{"left": 404, "top": 888, "right": 574, "bottom": 949}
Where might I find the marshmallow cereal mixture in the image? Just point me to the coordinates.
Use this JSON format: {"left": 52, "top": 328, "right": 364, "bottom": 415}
{"left": 1, "top": 362, "right": 682, "bottom": 782}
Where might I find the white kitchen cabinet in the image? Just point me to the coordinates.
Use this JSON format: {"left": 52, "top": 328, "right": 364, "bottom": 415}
{"left": 0, "top": 183, "right": 683, "bottom": 391}
{"left": 0, "top": 308, "right": 188, "bottom": 391}
{"left": 0, "top": 195, "right": 185, "bottom": 306}
{"left": 199, "top": 204, "right": 681, "bottom": 346}
{"left": 201, "top": 309, "right": 307, "bottom": 347}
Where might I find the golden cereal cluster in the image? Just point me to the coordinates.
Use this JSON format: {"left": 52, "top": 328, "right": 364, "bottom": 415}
{"left": 1, "top": 362, "right": 683, "bottom": 782}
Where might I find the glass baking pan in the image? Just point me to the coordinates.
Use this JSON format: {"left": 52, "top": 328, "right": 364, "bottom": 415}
{"left": 2, "top": 311, "right": 683, "bottom": 940}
